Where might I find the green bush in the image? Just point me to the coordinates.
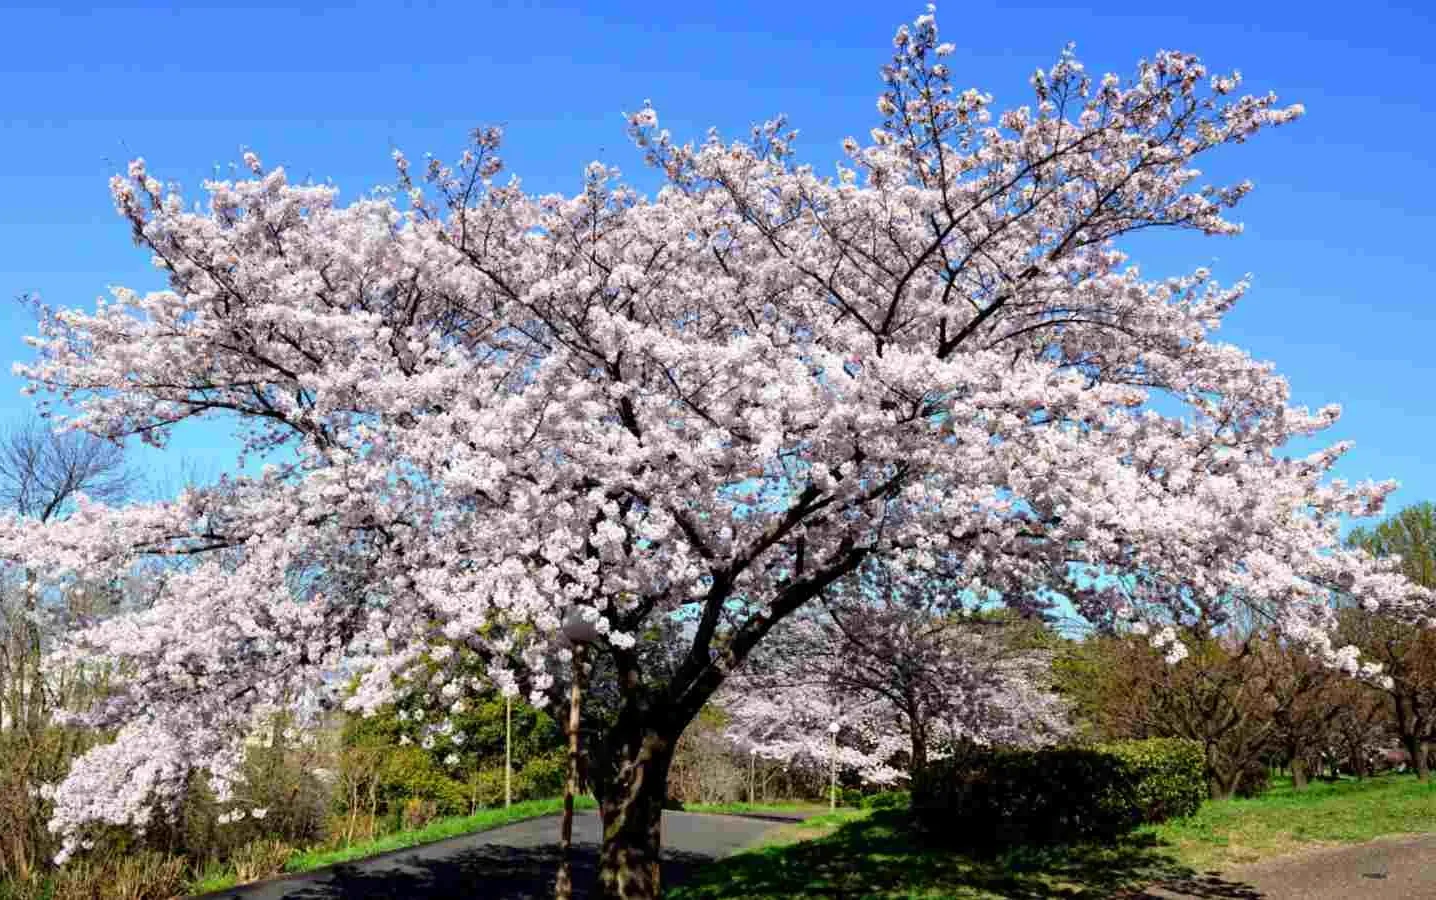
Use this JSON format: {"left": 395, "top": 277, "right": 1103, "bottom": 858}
{"left": 912, "top": 738, "right": 1205, "bottom": 845}
{"left": 518, "top": 751, "right": 565, "bottom": 799}
{"left": 1095, "top": 738, "right": 1208, "bottom": 822}
{"left": 377, "top": 746, "right": 469, "bottom": 814}
{"left": 860, "top": 790, "right": 910, "bottom": 810}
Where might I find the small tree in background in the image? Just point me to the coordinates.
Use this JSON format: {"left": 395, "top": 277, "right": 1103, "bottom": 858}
{"left": 1345, "top": 504, "right": 1436, "bottom": 780}
{"left": 724, "top": 562, "right": 1069, "bottom": 784}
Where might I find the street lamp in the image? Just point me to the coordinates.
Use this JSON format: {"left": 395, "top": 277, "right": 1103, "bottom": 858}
{"left": 749, "top": 748, "right": 757, "bottom": 805}
{"left": 504, "top": 692, "right": 513, "bottom": 809}
{"left": 828, "top": 721, "right": 841, "bottom": 811}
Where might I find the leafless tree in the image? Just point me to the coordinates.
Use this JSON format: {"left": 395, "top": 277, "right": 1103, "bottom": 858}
{"left": 0, "top": 415, "right": 134, "bottom": 878}
{"left": 0, "top": 416, "right": 133, "bottom": 523}
{"left": 1, "top": 416, "right": 135, "bottom": 735}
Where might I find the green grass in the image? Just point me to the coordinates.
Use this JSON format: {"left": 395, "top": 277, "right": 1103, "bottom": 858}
{"left": 669, "top": 774, "right": 1436, "bottom": 899}
{"left": 286, "top": 796, "right": 596, "bottom": 872}
{"left": 682, "top": 801, "right": 831, "bottom": 817}
{"left": 669, "top": 808, "right": 1193, "bottom": 899}
{"left": 188, "top": 796, "right": 595, "bottom": 895}
{"left": 1148, "top": 773, "right": 1436, "bottom": 869}
{"left": 190, "top": 865, "right": 245, "bottom": 895}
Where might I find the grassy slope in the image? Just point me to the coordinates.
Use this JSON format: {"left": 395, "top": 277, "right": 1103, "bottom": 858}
{"left": 670, "top": 774, "right": 1436, "bottom": 900}
{"left": 190, "top": 796, "right": 596, "bottom": 895}
{"left": 682, "top": 801, "right": 831, "bottom": 817}
{"left": 1150, "top": 773, "right": 1436, "bottom": 869}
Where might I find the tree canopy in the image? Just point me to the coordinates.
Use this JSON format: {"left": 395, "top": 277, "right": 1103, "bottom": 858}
{"left": 1, "top": 9, "right": 1428, "bottom": 896}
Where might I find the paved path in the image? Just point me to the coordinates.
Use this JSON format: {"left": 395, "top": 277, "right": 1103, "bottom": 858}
{"left": 1140, "top": 833, "right": 1436, "bottom": 900}
{"left": 195, "top": 810, "right": 793, "bottom": 900}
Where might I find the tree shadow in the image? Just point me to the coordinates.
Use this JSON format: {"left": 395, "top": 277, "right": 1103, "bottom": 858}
{"left": 272, "top": 843, "right": 715, "bottom": 899}
{"left": 667, "top": 811, "right": 1266, "bottom": 899}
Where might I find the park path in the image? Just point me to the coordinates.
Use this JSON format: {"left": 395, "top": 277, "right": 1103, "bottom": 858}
{"left": 192, "top": 810, "right": 794, "bottom": 900}
{"left": 1142, "top": 832, "right": 1436, "bottom": 900}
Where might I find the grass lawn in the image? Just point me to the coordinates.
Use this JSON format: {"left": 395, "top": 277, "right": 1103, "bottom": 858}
{"left": 669, "top": 774, "right": 1436, "bottom": 899}
{"left": 1150, "top": 772, "right": 1436, "bottom": 869}
{"left": 668, "top": 808, "right": 1189, "bottom": 899}
{"left": 190, "top": 796, "right": 596, "bottom": 895}
{"left": 683, "top": 801, "right": 831, "bottom": 817}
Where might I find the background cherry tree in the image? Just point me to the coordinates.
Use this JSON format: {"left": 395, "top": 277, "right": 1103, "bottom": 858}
{"left": 722, "top": 560, "right": 1070, "bottom": 783}
{"left": 1, "top": 7, "right": 1428, "bottom": 897}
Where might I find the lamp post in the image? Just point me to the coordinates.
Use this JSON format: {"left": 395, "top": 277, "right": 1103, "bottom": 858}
{"left": 828, "top": 721, "right": 841, "bottom": 811}
{"left": 504, "top": 693, "right": 513, "bottom": 809}
{"left": 749, "top": 749, "right": 756, "bottom": 805}
{"left": 554, "top": 608, "right": 601, "bottom": 900}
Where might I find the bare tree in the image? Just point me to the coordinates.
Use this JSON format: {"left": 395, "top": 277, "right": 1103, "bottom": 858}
{"left": 1256, "top": 636, "right": 1345, "bottom": 790}
{"left": 1, "top": 414, "right": 134, "bottom": 721}
{"left": 0, "top": 417, "right": 133, "bottom": 523}
{"left": 0, "top": 416, "right": 133, "bottom": 879}
{"left": 1061, "top": 631, "right": 1276, "bottom": 800}
{"left": 0, "top": 414, "right": 135, "bottom": 711}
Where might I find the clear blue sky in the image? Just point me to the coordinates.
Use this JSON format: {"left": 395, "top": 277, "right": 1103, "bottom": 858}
{"left": 1, "top": 0, "right": 1432, "bottom": 518}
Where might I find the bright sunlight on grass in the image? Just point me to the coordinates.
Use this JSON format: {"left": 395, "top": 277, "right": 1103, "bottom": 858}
{"left": 682, "top": 801, "right": 830, "bottom": 817}
{"left": 1148, "top": 773, "right": 1436, "bottom": 869}
{"left": 670, "top": 774, "right": 1436, "bottom": 899}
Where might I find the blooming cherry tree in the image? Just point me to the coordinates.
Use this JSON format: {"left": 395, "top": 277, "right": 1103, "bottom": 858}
{"left": 723, "top": 562, "right": 1069, "bottom": 782}
{"left": 2, "top": 8, "right": 1428, "bottom": 897}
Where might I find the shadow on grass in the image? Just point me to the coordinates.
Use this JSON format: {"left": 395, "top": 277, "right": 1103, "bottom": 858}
{"left": 668, "top": 811, "right": 1266, "bottom": 899}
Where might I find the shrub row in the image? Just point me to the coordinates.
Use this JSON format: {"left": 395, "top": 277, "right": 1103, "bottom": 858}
{"left": 911, "top": 738, "right": 1205, "bottom": 845}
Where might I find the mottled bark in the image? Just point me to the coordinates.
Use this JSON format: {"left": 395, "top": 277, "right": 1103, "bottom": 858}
{"left": 1402, "top": 734, "right": 1431, "bottom": 782}
{"left": 1289, "top": 755, "right": 1308, "bottom": 790}
{"left": 595, "top": 728, "right": 673, "bottom": 900}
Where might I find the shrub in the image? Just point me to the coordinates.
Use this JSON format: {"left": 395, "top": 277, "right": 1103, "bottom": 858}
{"left": 860, "top": 790, "right": 910, "bottom": 810}
{"left": 229, "top": 838, "right": 293, "bottom": 883}
{"left": 518, "top": 751, "right": 566, "bottom": 799}
{"left": 912, "top": 738, "right": 1205, "bottom": 845}
{"left": 378, "top": 746, "right": 469, "bottom": 814}
{"left": 1095, "top": 738, "right": 1208, "bottom": 822}
{"left": 400, "top": 798, "right": 440, "bottom": 831}
{"left": 47, "top": 851, "right": 186, "bottom": 900}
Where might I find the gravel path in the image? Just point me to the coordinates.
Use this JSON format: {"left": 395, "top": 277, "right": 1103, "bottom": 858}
{"left": 194, "top": 810, "right": 794, "bottom": 900}
{"left": 1140, "top": 833, "right": 1436, "bottom": 899}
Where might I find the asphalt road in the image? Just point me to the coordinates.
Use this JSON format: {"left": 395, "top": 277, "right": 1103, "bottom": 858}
{"left": 1140, "top": 833, "right": 1436, "bottom": 900}
{"left": 195, "top": 810, "right": 792, "bottom": 900}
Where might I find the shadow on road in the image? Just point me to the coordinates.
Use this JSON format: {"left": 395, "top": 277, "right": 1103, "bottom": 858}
{"left": 1131, "top": 873, "right": 1266, "bottom": 899}
{"left": 277, "top": 844, "right": 715, "bottom": 900}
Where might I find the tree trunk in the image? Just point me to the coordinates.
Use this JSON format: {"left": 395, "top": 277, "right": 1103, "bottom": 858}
{"left": 1208, "top": 774, "right": 1237, "bottom": 801}
{"left": 909, "top": 716, "right": 928, "bottom": 779}
{"left": 555, "top": 643, "right": 588, "bottom": 900}
{"left": 1204, "top": 744, "right": 1236, "bottom": 800}
{"left": 1350, "top": 750, "right": 1367, "bottom": 779}
{"left": 595, "top": 727, "right": 674, "bottom": 900}
{"left": 1401, "top": 734, "right": 1430, "bottom": 781}
{"left": 1289, "top": 755, "right": 1309, "bottom": 790}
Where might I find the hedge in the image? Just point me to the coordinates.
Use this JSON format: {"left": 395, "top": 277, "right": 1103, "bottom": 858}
{"left": 911, "top": 738, "right": 1205, "bottom": 845}
{"left": 860, "top": 790, "right": 910, "bottom": 810}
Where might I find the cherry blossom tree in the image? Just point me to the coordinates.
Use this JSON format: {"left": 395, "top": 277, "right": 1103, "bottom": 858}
{"left": 722, "top": 562, "right": 1069, "bottom": 782}
{"left": 1, "top": 8, "right": 1428, "bottom": 897}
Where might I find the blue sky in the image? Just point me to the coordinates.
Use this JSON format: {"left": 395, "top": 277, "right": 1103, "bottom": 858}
{"left": 1, "top": 0, "right": 1432, "bottom": 518}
